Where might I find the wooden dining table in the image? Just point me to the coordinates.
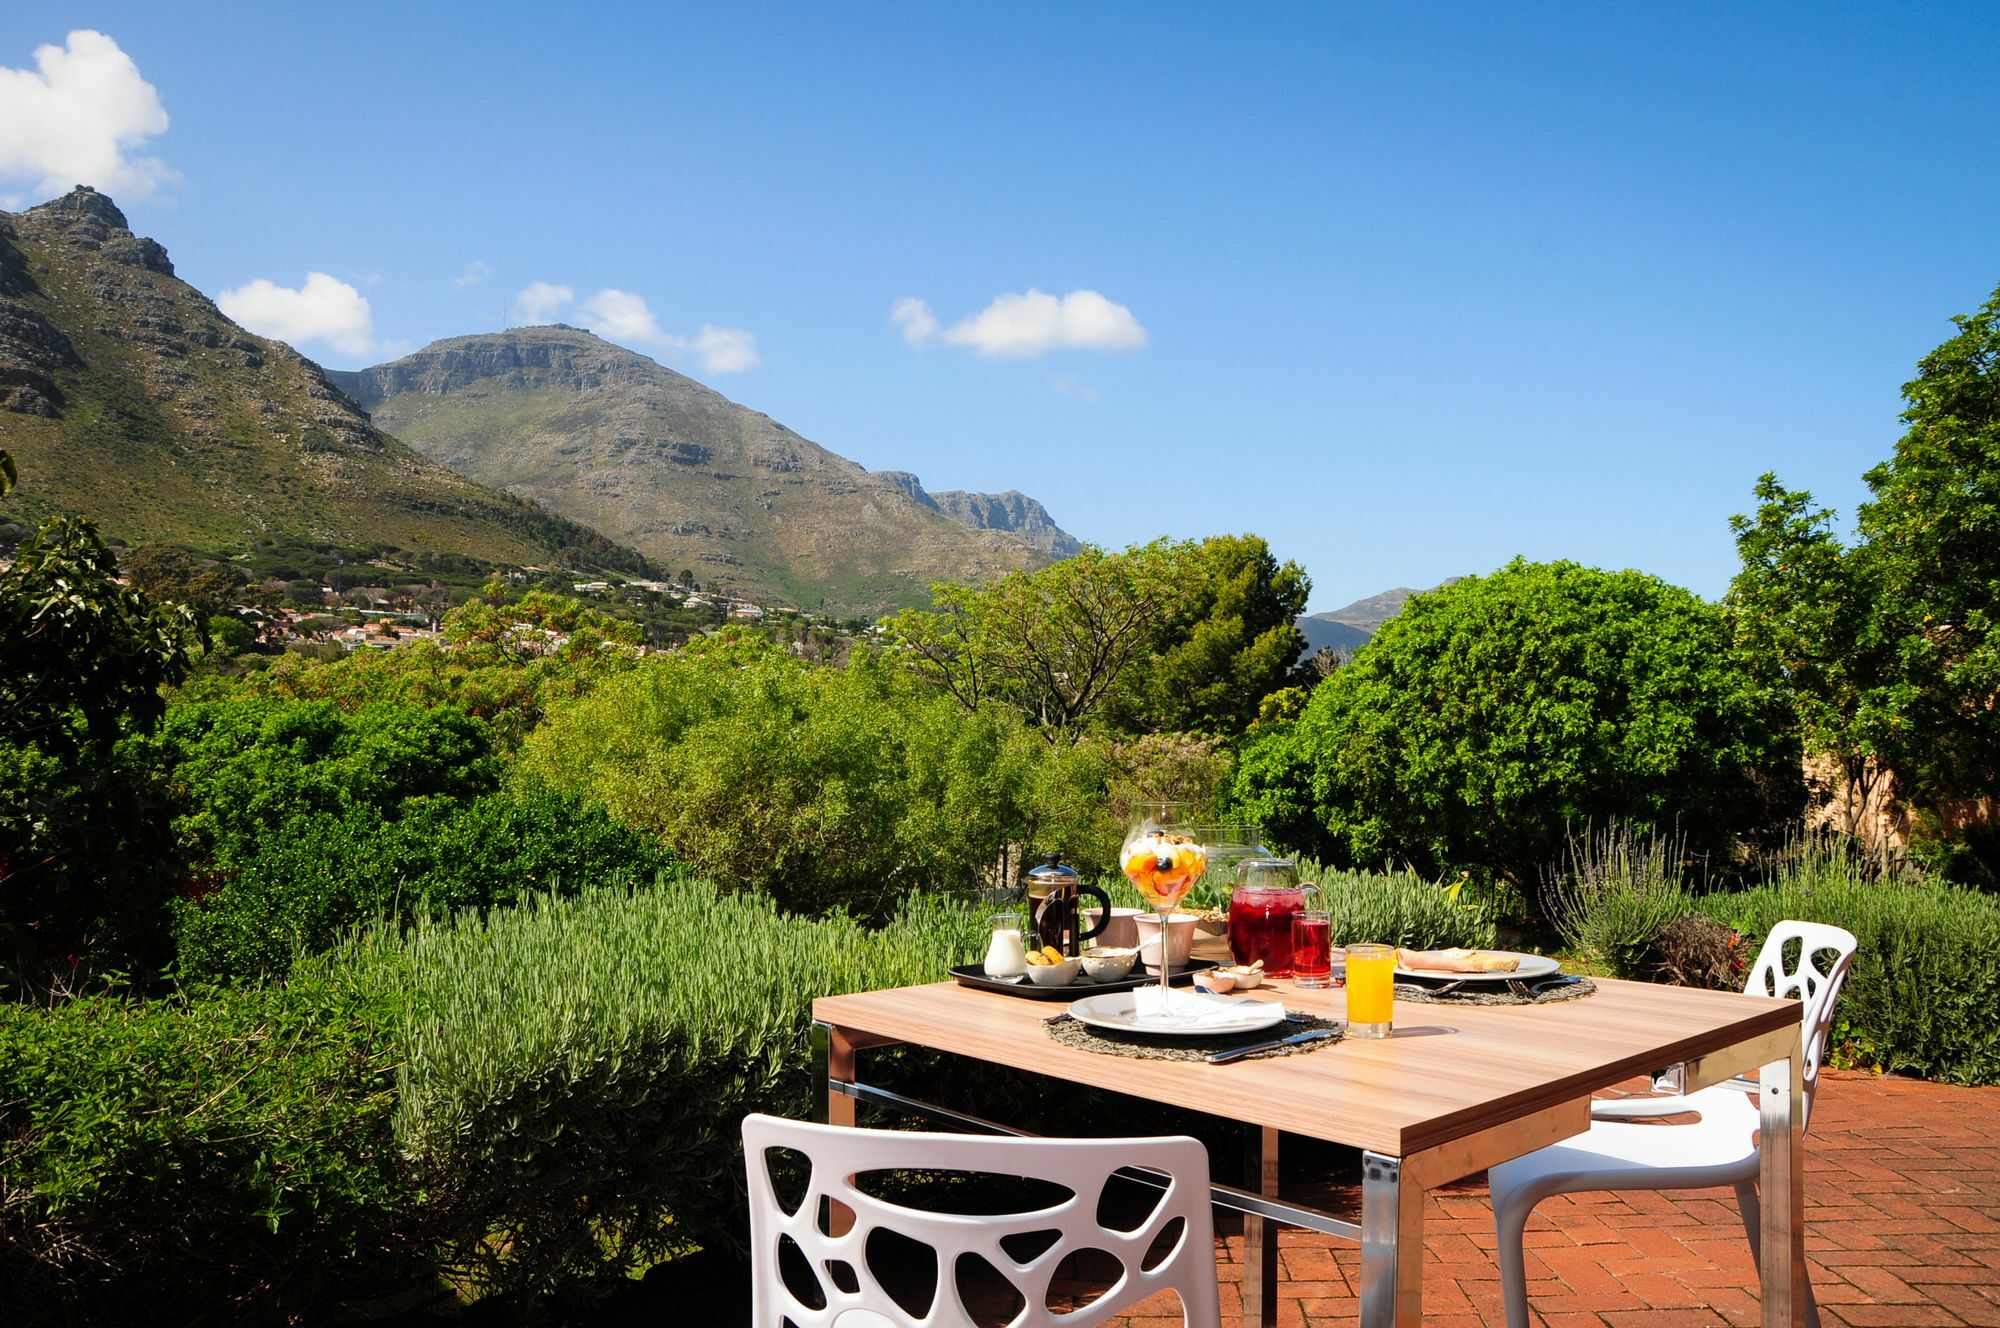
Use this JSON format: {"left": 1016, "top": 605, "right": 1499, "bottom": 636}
{"left": 811, "top": 973, "right": 1809, "bottom": 1328}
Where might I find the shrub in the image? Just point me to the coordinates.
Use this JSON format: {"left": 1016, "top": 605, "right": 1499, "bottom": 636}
{"left": 1650, "top": 914, "right": 1748, "bottom": 990}
{"left": 1231, "top": 559, "right": 1802, "bottom": 911}
{"left": 0, "top": 968, "right": 422, "bottom": 1324}
{"left": 1099, "top": 862, "right": 1496, "bottom": 950}
{"left": 346, "top": 877, "right": 995, "bottom": 1296}
{"left": 1310, "top": 865, "right": 1500, "bottom": 950}
{"left": 1, "top": 516, "right": 197, "bottom": 989}
{"left": 1700, "top": 869, "right": 2000, "bottom": 1085}
{"left": 1548, "top": 824, "right": 1697, "bottom": 977}
{"left": 519, "top": 635, "right": 1108, "bottom": 916}
{"left": 173, "top": 783, "right": 676, "bottom": 982}
{"left": 142, "top": 695, "right": 501, "bottom": 866}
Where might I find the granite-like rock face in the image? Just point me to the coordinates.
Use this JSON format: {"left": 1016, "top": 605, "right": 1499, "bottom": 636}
{"left": 340, "top": 326, "right": 1078, "bottom": 613}
{"left": 872, "top": 471, "right": 1080, "bottom": 559}
{"left": 929, "top": 489, "right": 1082, "bottom": 559}
{"left": 0, "top": 190, "right": 654, "bottom": 575}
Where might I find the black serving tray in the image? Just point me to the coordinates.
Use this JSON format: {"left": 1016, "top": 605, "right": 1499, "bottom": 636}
{"left": 948, "top": 960, "right": 1220, "bottom": 1001}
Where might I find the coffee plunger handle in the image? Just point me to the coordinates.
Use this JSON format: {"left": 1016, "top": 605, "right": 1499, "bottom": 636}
{"left": 1074, "top": 882, "right": 1113, "bottom": 947}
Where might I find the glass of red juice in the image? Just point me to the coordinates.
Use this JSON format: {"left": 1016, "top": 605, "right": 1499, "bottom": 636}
{"left": 1291, "top": 909, "right": 1333, "bottom": 988}
{"left": 1227, "top": 870, "right": 1316, "bottom": 977}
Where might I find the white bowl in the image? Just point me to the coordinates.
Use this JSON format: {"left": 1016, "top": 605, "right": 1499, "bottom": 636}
{"left": 1193, "top": 969, "right": 1238, "bottom": 994}
{"left": 1080, "top": 947, "right": 1138, "bottom": 981}
{"left": 1025, "top": 956, "right": 1083, "bottom": 987}
{"left": 1219, "top": 964, "right": 1265, "bottom": 990}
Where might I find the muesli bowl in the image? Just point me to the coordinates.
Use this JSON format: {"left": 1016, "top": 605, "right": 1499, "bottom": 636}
{"left": 1080, "top": 946, "right": 1139, "bottom": 982}
{"left": 1024, "top": 955, "right": 1084, "bottom": 987}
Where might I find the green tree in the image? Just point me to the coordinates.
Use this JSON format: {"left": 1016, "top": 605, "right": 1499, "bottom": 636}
{"left": 882, "top": 543, "right": 1184, "bottom": 739}
{"left": 1728, "top": 281, "right": 2000, "bottom": 879}
{"left": 882, "top": 535, "right": 1307, "bottom": 742}
{"left": 0, "top": 516, "right": 199, "bottom": 985}
{"left": 1231, "top": 559, "right": 1801, "bottom": 904}
{"left": 120, "top": 545, "right": 246, "bottom": 621}
{"left": 1726, "top": 476, "right": 1893, "bottom": 820}
{"left": 1856, "top": 285, "right": 2000, "bottom": 837}
{"left": 520, "top": 634, "right": 1108, "bottom": 916}
{"left": 1115, "top": 533, "right": 1310, "bottom": 736}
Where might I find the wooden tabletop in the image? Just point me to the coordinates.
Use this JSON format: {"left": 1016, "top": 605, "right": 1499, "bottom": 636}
{"left": 812, "top": 977, "right": 1800, "bottom": 1157}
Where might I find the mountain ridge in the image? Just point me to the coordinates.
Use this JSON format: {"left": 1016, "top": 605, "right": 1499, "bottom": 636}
{"left": 0, "top": 189, "right": 654, "bottom": 575}
{"left": 333, "top": 328, "right": 1078, "bottom": 612}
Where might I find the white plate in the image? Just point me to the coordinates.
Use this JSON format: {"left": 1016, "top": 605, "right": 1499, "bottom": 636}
{"left": 1393, "top": 952, "right": 1561, "bottom": 983}
{"left": 1068, "top": 990, "right": 1289, "bottom": 1037}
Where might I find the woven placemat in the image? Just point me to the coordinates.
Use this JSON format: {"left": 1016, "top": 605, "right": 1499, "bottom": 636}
{"left": 1044, "top": 1011, "right": 1344, "bottom": 1062}
{"left": 1393, "top": 976, "right": 1597, "bottom": 1006}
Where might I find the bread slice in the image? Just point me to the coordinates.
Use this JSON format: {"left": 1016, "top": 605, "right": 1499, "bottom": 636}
{"left": 1396, "top": 947, "right": 1521, "bottom": 973}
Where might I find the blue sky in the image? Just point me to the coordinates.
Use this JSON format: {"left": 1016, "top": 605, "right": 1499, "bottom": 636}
{"left": 3, "top": 3, "right": 1996, "bottom": 611}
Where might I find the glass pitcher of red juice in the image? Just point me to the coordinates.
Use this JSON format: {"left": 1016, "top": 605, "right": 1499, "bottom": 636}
{"left": 1227, "top": 859, "right": 1319, "bottom": 977}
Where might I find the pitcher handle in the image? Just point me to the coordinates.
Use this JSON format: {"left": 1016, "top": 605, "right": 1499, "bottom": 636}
{"left": 1075, "top": 882, "right": 1113, "bottom": 941}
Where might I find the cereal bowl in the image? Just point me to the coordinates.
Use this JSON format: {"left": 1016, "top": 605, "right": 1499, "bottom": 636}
{"left": 1219, "top": 964, "right": 1265, "bottom": 990}
{"left": 1024, "top": 956, "right": 1083, "bottom": 987}
{"left": 1080, "top": 947, "right": 1138, "bottom": 982}
{"left": 1193, "top": 968, "right": 1239, "bottom": 994}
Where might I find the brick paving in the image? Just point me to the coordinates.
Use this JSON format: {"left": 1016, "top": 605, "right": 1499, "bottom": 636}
{"left": 1083, "top": 1070, "right": 2000, "bottom": 1327}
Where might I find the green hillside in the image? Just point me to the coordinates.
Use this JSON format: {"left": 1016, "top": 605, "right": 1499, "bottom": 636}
{"left": 0, "top": 188, "right": 652, "bottom": 577}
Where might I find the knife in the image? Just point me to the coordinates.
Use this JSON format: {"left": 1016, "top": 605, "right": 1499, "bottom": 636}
{"left": 1204, "top": 1025, "right": 1345, "bottom": 1065}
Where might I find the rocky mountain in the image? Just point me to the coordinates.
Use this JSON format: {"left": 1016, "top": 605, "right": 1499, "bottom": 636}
{"left": 1295, "top": 614, "right": 1374, "bottom": 655}
{"left": 331, "top": 328, "right": 1077, "bottom": 613}
{"left": 1296, "top": 583, "right": 1458, "bottom": 655}
{"left": 876, "top": 471, "right": 1081, "bottom": 558}
{"left": 0, "top": 188, "right": 650, "bottom": 574}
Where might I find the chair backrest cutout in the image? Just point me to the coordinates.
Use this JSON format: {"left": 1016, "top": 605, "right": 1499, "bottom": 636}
{"left": 742, "top": 1114, "right": 1220, "bottom": 1328}
{"left": 1743, "top": 919, "right": 1858, "bottom": 1125}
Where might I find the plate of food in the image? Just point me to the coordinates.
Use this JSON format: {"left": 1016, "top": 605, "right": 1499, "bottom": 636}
{"left": 1067, "top": 989, "right": 1289, "bottom": 1037}
{"left": 1394, "top": 948, "right": 1561, "bottom": 982}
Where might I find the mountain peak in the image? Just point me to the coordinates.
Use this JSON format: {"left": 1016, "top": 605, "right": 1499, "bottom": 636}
{"left": 15, "top": 186, "right": 173, "bottom": 276}
{"left": 331, "top": 326, "right": 1074, "bottom": 612}
{"left": 31, "top": 185, "right": 129, "bottom": 229}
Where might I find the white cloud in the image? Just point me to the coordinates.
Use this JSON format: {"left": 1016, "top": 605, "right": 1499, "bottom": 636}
{"left": 453, "top": 259, "right": 492, "bottom": 288}
{"left": 1048, "top": 372, "right": 1101, "bottom": 403}
{"left": 217, "top": 272, "right": 377, "bottom": 357}
{"left": 513, "top": 280, "right": 574, "bottom": 323}
{"left": 891, "top": 296, "right": 942, "bottom": 348}
{"left": 944, "top": 289, "right": 1148, "bottom": 358}
{"left": 691, "top": 325, "right": 760, "bottom": 374}
{"left": 0, "top": 30, "right": 179, "bottom": 202}
{"left": 517, "top": 282, "right": 757, "bottom": 374}
{"left": 577, "top": 288, "right": 666, "bottom": 343}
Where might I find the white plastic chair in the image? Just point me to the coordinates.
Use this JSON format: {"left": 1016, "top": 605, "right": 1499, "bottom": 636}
{"left": 1489, "top": 920, "right": 1857, "bottom": 1328}
{"left": 743, "top": 1113, "right": 1221, "bottom": 1328}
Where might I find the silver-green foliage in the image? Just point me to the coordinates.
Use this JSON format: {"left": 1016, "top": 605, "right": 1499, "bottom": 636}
{"left": 1304, "top": 863, "right": 1499, "bottom": 949}
{"left": 1700, "top": 837, "right": 2000, "bottom": 1084}
{"left": 1098, "top": 862, "right": 1493, "bottom": 948}
{"left": 346, "top": 876, "right": 990, "bottom": 1292}
{"left": 1549, "top": 824, "right": 1696, "bottom": 976}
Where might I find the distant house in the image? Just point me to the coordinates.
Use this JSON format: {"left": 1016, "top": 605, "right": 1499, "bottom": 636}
{"left": 572, "top": 581, "right": 612, "bottom": 595}
{"left": 730, "top": 603, "right": 766, "bottom": 619}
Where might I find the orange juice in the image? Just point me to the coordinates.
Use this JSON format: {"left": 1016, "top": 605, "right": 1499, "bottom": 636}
{"left": 1344, "top": 943, "right": 1395, "bottom": 1036}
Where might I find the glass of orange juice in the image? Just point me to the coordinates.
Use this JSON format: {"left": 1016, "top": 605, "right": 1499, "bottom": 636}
{"left": 1344, "top": 943, "right": 1396, "bottom": 1038}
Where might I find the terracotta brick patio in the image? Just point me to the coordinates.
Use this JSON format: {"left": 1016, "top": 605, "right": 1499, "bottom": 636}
{"left": 1100, "top": 1070, "right": 2000, "bottom": 1327}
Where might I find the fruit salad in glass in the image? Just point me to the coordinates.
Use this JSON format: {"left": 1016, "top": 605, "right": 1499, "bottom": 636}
{"left": 1121, "top": 827, "right": 1207, "bottom": 1017}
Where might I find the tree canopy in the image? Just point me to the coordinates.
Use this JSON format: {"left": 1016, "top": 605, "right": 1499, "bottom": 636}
{"left": 881, "top": 535, "right": 1308, "bottom": 742}
{"left": 1232, "top": 559, "right": 1801, "bottom": 901}
{"left": 1728, "top": 280, "right": 2000, "bottom": 878}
